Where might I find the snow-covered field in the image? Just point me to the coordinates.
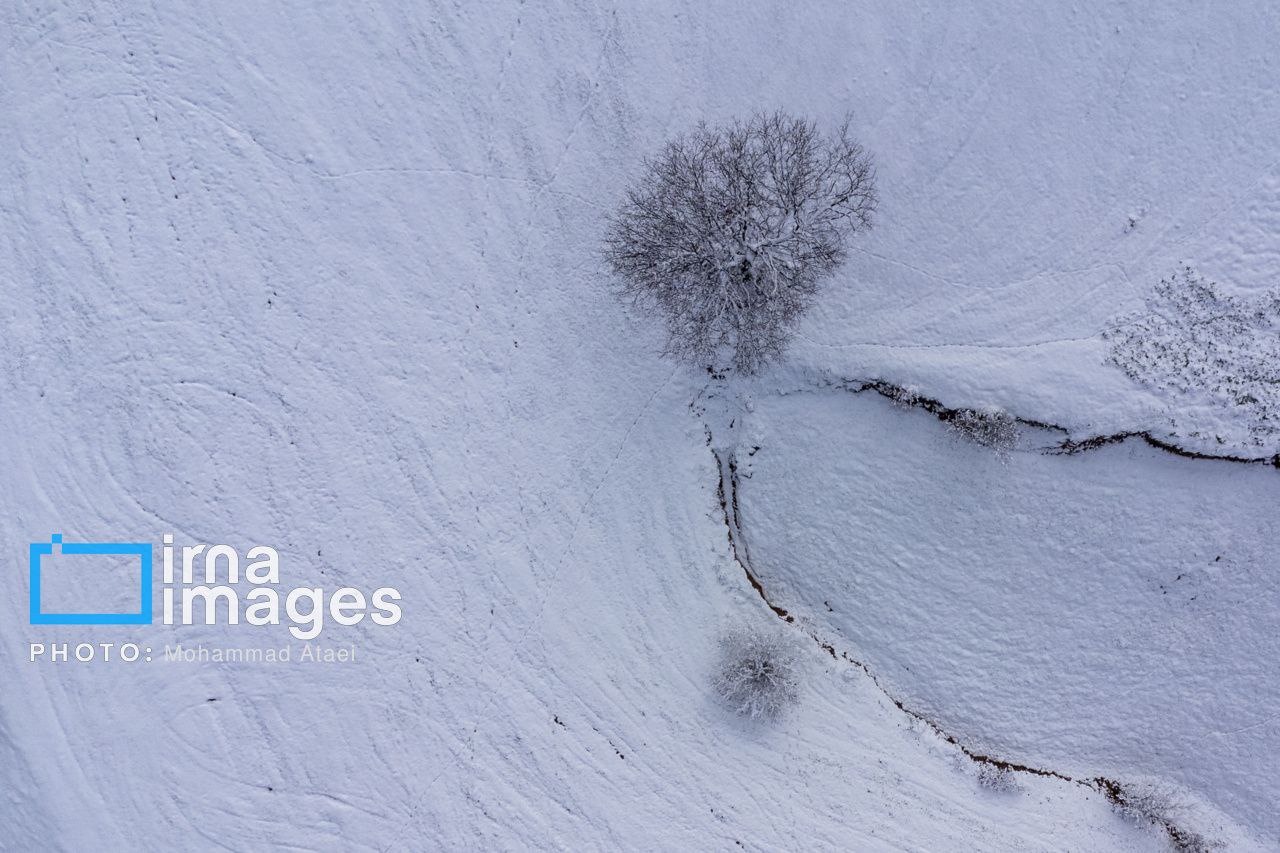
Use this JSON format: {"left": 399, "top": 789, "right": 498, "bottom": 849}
{"left": 2, "top": 1, "right": 1277, "bottom": 849}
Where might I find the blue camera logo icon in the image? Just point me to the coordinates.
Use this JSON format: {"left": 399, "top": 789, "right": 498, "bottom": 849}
{"left": 29, "top": 534, "right": 153, "bottom": 625}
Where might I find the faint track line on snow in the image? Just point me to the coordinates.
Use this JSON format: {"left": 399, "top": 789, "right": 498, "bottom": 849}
{"left": 379, "top": 365, "right": 676, "bottom": 851}
{"left": 1147, "top": 153, "right": 1280, "bottom": 262}
{"left": 849, "top": 248, "right": 1133, "bottom": 294}
{"left": 510, "top": 12, "right": 620, "bottom": 273}
{"left": 167, "top": 93, "right": 604, "bottom": 204}
{"left": 923, "top": 59, "right": 1008, "bottom": 188}
{"left": 517, "top": 363, "right": 679, "bottom": 639}
{"left": 1204, "top": 713, "right": 1280, "bottom": 740}
{"left": 797, "top": 332, "right": 1099, "bottom": 351}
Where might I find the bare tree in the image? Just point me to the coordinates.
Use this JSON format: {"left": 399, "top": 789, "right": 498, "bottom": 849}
{"left": 605, "top": 112, "right": 877, "bottom": 374}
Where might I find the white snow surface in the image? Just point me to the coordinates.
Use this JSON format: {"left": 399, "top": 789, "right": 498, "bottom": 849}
{"left": 2, "top": 1, "right": 1278, "bottom": 850}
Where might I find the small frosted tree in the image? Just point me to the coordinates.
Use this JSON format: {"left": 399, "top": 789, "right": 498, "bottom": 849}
{"left": 605, "top": 112, "right": 877, "bottom": 374}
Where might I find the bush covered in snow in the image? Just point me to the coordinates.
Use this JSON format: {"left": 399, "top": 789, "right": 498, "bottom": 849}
{"left": 604, "top": 112, "right": 876, "bottom": 374}
{"left": 1105, "top": 265, "right": 1280, "bottom": 449}
{"left": 947, "top": 407, "right": 1019, "bottom": 458}
{"left": 974, "top": 763, "right": 1020, "bottom": 793}
{"left": 1109, "top": 780, "right": 1222, "bottom": 852}
{"left": 713, "top": 623, "right": 802, "bottom": 719}
{"left": 885, "top": 383, "right": 922, "bottom": 409}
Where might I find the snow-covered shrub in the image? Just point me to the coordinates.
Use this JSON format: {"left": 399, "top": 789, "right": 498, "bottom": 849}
{"left": 947, "top": 407, "right": 1018, "bottom": 457}
{"left": 1109, "top": 780, "right": 1222, "bottom": 852}
{"left": 974, "top": 763, "right": 1019, "bottom": 793}
{"left": 604, "top": 112, "right": 876, "bottom": 374}
{"left": 713, "top": 623, "right": 802, "bottom": 719}
{"left": 1105, "top": 265, "right": 1280, "bottom": 449}
{"left": 885, "top": 383, "right": 921, "bottom": 409}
